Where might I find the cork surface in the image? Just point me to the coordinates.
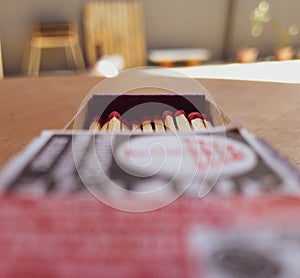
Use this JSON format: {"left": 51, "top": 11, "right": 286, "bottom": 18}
{"left": 0, "top": 75, "right": 299, "bottom": 169}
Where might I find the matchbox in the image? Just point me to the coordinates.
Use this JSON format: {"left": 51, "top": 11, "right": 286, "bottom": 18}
{"left": 0, "top": 127, "right": 299, "bottom": 205}
{"left": 65, "top": 91, "right": 231, "bottom": 131}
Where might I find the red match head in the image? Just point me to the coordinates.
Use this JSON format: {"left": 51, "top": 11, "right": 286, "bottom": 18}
{"left": 121, "top": 118, "right": 130, "bottom": 127}
{"left": 201, "top": 113, "right": 211, "bottom": 121}
{"left": 92, "top": 116, "right": 103, "bottom": 125}
{"left": 92, "top": 116, "right": 101, "bottom": 123}
{"left": 174, "top": 110, "right": 186, "bottom": 118}
{"left": 153, "top": 115, "right": 162, "bottom": 121}
{"left": 108, "top": 111, "right": 121, "bottom": 121}
{"left": 141, "top": 116, "right": 151, "bottom": 123}
{"left": 162, "top": 110, "right": 173, "bottom": 120}
{"left": 131, "top": 120, "right": 141, "bottom": 126}
{"left": 188, "top": 112, "right": 203, "bottom": 121}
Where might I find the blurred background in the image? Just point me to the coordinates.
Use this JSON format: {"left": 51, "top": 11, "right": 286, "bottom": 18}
{"left": 0, "top": 0, "right": 300, "bottom": 76}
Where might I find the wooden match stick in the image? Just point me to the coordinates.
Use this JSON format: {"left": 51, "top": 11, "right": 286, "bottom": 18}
{"left": 153, "top": 115, "right": 165, "bottom": 132}
{"left": 141, "top": 116, "right": 153, "bottom": 132}
{"left": 108, "top": 111, "right": 121, "bottom": 132}
{"left": 121, "top": 119, "right": 130, "bottom": 131}
{"left": 89, "top": 116, "right": 101, "bottom": 131}
{"left": 188, "top": 112, "right": 205, "bottom": 131}
{"left": 201, "top": 113, "right": 213, "bottom": 128}
{"left": 100, "top": 121, "right": 108, "bottom": 131}
{"left": 174, "top": 110, "right": 191, "bottom": 131}
{"left": 131, "top": 120, "right": 142, "bottom": 132}
{"left": 162, "top": 110, "right": 176, "bottom": 131}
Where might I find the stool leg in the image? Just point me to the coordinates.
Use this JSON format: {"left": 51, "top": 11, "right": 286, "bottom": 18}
{"left": 22, "top": 43, "right": 30, "bottom": 74}
{"left": 0, "top": 42, "right": 3, "bottom": 79}
{"left": 70, "top": 43, "right": 85, "bottom": 71}
{"left": 27, "top": 46, "right": 35, "bottom": 75}
{"left": 32, "top": 47, "right": 41, "bottom": 76}
{"left": 28, "top": 46, "right": 41, "bottom": 76}
{"left": 65, "top": 46, "right": 73, "bottom": 69}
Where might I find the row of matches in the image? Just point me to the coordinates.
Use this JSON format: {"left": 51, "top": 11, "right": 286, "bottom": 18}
{"left": 89, "top": 110, "right": 213, "bottom": 132}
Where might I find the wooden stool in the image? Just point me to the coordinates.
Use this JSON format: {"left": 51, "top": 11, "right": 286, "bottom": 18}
{"left": 0, "top": 39, "right": 3, "bottom": 79}
{"left": 24, "top": 22, "right": 85, "bottom": 76}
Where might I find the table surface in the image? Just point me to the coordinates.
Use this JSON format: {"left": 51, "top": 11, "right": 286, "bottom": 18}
{"left": 0, "top": 74, "right": 299, "bottom": 170}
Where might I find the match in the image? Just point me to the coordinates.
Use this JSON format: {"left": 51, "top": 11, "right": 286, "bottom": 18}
{"left": 88, "top": 109, "right": 213, "bottom": 133}
{"left": 162, "top": 110, "right": 176, "bottom": 131}
{"left": 153, "top": 115, "right": 165, "bottom": 132}
{"left": 107, "top": 111, "right": 121, "bottom": 132}
{"left": 201, "top": 113, "right": 213, "bottom": 128}
{"left": 188, "top": 112, "right": 205, "bottom": 131}
{"left": 141, "top": 116, "right": 153, "bottom": 132}
{"left": 89, "top": 116, "right": 101, "bottom": 131}
{"left": 131, "top": 120, "right": 142, "bottom": 132}
{"left": 121, "top": 119, "right": 130, "bottom": 131}
{"left": 174, "top": 110, "right": 191, "bottom": 131}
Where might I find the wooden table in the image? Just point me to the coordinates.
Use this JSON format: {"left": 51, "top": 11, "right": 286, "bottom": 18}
{"left": 148, "top": 48, "right": 212, "bottom": 67}
{"left": 0, "top": 74, "right": 299, "bottom": 169}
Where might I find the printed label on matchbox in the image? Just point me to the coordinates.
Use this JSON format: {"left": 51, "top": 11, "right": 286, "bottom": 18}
{"left": 1, "top": 129, "right": 297, "bottom": 199}
{"left": 188, "top": 226, "right": 300, "bottom": 278}
{"left": 115, "top": 135, "right": 257, "bottom": 179}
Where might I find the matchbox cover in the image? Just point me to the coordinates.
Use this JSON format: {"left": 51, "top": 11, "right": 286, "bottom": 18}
{"left": 0, "top": 127, "right": 298, "bottom": 200}
{"left": 0, "top": 193, "right": 300, "bottom": 276}
{"left": 0, "top": 127, "right": 300, "bottom": 277}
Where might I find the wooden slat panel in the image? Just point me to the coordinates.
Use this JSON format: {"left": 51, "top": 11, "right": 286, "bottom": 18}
{"left": 83, "top": 0, "right": 146, "bottom": 68}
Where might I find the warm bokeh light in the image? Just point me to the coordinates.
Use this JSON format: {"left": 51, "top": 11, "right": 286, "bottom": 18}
{"left": 288, "top": 25, "right": 299, "bottom": 36}
{"left": 250, "top": 1, "right": 271, "bottom": 38}
{"left": 259, "top": 1, "right": 270, "bottom": 13}
{"left": 94, "top": 55, "right": 125, "bottom": 78}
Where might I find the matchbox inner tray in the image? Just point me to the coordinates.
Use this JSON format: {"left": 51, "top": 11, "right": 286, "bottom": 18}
{"left": 65, "top": 92, "right": 230, "bottom": 130}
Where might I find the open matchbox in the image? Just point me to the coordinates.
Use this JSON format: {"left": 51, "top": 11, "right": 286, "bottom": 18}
{"left": 0, "top": 92, "right": 299, "bottom": 197}
{"left": 1, "top": 91, "right": 300, "bottom": 277}
{"left": 65, "top": 92, "right": 230, "bottom": 130}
